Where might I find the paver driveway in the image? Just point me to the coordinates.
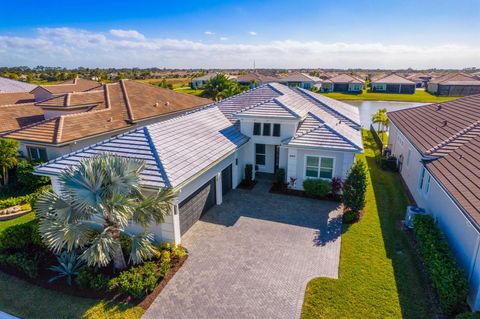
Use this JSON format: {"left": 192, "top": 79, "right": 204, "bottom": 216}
{"left": 143, "top": 180, "right": 342, "bottom": 319}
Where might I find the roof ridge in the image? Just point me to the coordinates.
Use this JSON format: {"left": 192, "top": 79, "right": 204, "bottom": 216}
{"left": 293, "top": 113, "right": 323, "bottom": 139}
{"left": 119, "top": 80, "right": 135, "bottom": 122}
{"left": 143, "top": 126, "right": 171, "bottom": 188}
{"left": 55, "top": 116, "right": 65, "bottom": 144}
{"left": 322, "top": 121, "right": 363, "bottom": 150}
{"left": 426, "top": 120, "right": 480, "bottom": 156}
{"left": 273, "top": 97, "right": 302, "bottom": 118}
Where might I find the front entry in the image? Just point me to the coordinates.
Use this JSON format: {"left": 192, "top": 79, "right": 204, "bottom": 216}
{"left": 179, "top": 178, "right": 216, "bottom": 235}
{"left": 221, "top": 164, "right": 232, "bottom": 196}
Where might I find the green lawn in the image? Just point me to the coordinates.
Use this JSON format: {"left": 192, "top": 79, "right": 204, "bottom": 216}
{"left": 173, "top": 86, "right": 204, "bottom": 96}
{"left": 0, "top": 213, "right": 144, "bottom": 319}
{"left": 301, "top": 131, "right": 436, "bottom": 319}
{"left": 320, "top": 89, "right": 456, "bottom": 103}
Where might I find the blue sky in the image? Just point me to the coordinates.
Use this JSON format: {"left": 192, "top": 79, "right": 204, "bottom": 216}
{"left": 0, "top": 0, "right": 479, "bottom": 68}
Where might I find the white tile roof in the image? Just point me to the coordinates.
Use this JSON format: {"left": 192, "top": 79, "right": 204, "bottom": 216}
{"left": 0, "top": 77, "right": 37, "bottom": 93}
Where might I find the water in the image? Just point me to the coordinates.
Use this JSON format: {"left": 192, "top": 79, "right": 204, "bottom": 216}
{"left": 344, "top": 100, "right": 427, "bottom": 128}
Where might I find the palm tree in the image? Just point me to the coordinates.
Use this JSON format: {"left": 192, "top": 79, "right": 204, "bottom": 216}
{"left": 371, "top": 108, "right": 388, "bottom": 132}
{"left": 35, "top": 154, "right": 177, "bottom": 270}
{"left": 0, "top": 138, "right": 19, "bottom": 186}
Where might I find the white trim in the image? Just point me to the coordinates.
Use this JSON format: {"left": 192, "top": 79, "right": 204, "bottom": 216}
{"left": 303, "top": 154, "right": 335, "bottom": 180}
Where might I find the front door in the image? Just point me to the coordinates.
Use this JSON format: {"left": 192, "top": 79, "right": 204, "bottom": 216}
{"left": 274, "top": 145, "right": 280, "bottom": 172}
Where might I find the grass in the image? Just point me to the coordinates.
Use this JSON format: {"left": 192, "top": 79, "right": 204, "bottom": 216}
{"left": 320, "top": 89, "right": 456, "bottom": 103}
{"left": 173, "top": 86, "right": 204, "bottom": 96}
{"left": 138, "top": 78, "right": 191, "bottom": 88}
{"left": 301, "top": 130, "right": 436, "bottom": 319}
{"left": 0, "top": 213, "right": 144, "bottom": 319}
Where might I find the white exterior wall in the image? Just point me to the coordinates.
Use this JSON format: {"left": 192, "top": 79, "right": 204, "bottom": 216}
{"left": 389, "top": 122, "right": 480, "bottom": 310}
{"left": 285, "top": 147, "right": 355, "bottom": 190}
{"left": 33, "top": 89, "right": 53, "bottom": 102}
{"left": 427, "top": 83, "right": 438, "bottom": 94}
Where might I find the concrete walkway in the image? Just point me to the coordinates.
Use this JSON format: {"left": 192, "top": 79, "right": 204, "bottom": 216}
{"left": 143, "top": 179, "right": 342, "bottom": 319}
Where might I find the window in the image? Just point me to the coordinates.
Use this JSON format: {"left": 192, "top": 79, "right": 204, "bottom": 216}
{"left": 253, "top": 123, "right": 261, "bottom": 136}
{"left": 424, "top": 174, "right": 431, "bottom": 194}
{"left": 418, "top": 166, "right": 431, "bottom": 196}
{"left": 418, "top": 167, "right": 426, "bottom": 190}
{"left": 263, "top": 123, "right": 271, "bottom": 136}
{"left": 255, "top": 144, "right": 266, "bottom": 166}
{"left": 27, "top": 147, "right": 48, "bottom": 162}
{"left": 305, "top": 156, "right": 334, "bottom": 179}
{"left": 406, "top": 149, "right": 411, "bottom": 167}
{"left": 273, "top": 124, "right": 281, "bottom": 137}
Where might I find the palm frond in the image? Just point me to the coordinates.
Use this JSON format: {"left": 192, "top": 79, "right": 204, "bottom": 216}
{"left": 79, "top": 228, "right": 117, "bottom": 267}
{"left": 132, "top": 188, "right": 177, "bottom": 228}
{"left": 35, "top": 190, "right": 94, "bottom": 223}
{"left": 129, "top": 233, "right": 158, "bottom": 265}
{"left": 39, "top": 218, "right": 92, "bottom": 253}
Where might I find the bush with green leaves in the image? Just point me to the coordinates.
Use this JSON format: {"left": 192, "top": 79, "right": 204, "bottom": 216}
{"left": 16, "top": 160, "right": 50, "bottom": 190}
{"left": 456, "top": 313, "right": 480, "bottom": 319}
{"left": 49, "top": 251, "right": 83, "bottom": 285}
{"left": 0, "top": 185, "right": 50, "bottom": 210}
{"left": 342, "top": 160, "right": 367, "bottom": 213}
{"left": 108, "top": 262, "right": 159, "bottom": 298}
{"left": 0, "top": 220, "right": 43, "bottom": 250}
{"left": 76, "top": 267, "right": 110, "bottom": 291}
{"left": 303, "top": 179, "right": 331, "bottom": 198}
{"left": 274, "top": 168, "right": 285, "bottom": 186}
{"left": 171, "top": 245, "right": 187, "bottom": 258}
{"left": 0, "top": 252, "right": 39, "bottom": 278}
{"left": 413, "top": 215, "right": 468, "bottom": 314}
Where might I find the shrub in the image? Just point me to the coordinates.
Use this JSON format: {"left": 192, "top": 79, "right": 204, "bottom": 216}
{"left": 0, "top": 220, "right": 43, "bottom": 250}
{"left": 159, "top": 260, "right": 170, "bottom": 278}
{"left": 0, "top": 252, "right": 39, "bottom": 278}
{"left": 342, "top": 160, "right": 367, "bottom": 213}
{"left": 160, "top": 250, "right": 171, "bottom": 265}
{"left": 413, "top": 215, "right": 468, "bottom": 314}
{"left": 456, "top": 313, "right": 480, "bottom": 319}
{"left": 331, "top": 177, "right": 343, "bottom": 196}
{"left": 342, "top": 211, "right": 358, "bottom": 224}
{"left": 379, "top": 157, "right": 398, "bottom": 171}
{"left": 157, "top": 242, "right": 171, "bottom": 251}
{"left": 76, "top": 268, "right": 110, "bottom": 291}
{"left": 303, "top": 179, "right": 331, "bottom": 198}
{"left": 274, "top": 168, "right": 285, "bottom": 186}
{"left": 171, "top": 245, "right": 187, "bottom": 258}
{"left": 245, "top": 164, "right": 253, "bottom": 184}
{"left": 16, "top": 160, "right": 49, "bottom": 190}
{"left": 108, "top": 262, "right": 159, "bottom": 298}
{"left": 48, "top": 251, "right": 83, "bottom": 285}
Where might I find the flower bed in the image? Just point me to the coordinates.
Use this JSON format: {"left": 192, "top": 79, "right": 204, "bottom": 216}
{"left": 0, "top": 219, "right": 188, "bottom": 309}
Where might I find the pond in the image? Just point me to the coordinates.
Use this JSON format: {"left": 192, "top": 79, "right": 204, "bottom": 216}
{"left": 344, "top": 100, "right": 428, "bottom": 128}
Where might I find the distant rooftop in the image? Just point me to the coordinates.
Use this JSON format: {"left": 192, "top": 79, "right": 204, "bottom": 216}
{"left": 0, "top": 77, "right": 37, "bottom": 93}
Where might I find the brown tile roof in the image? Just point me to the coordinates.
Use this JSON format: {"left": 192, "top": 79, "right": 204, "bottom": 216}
{"left": 429, "top": 73, "right": 480, "bottom": 85}
{"left": 371, "top": 73, "right": 415, "bottom": 85}
{"left": 279, "top": 72, "right": 321, "bottom": 83}
{"left": 0, "top": 103, "right": 45, "bottom": 133}
{"left": 0, "top": 92, "right": 35, "bottom": 105}
{"left": 36, "top": 90, "right": 106, "bottom": 111}
{"left": 388, "top": 94, "right": 480, "bottom": 225}
{"left": 31, "top": 77, "right": 102, "bottom": 94}
{"left": 2, "top": 80, "right": 211, "bottom": 144}
{"left": 236, "top": 73, "right": 278, "bottom": 83}
{"left": 324, "top": 74, "right": 364, "bottom": 84}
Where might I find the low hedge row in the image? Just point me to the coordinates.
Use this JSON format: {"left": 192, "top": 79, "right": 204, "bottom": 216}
{"left": 413, "top": 215, "right": 468, "bottom": 314}
{"left": 0, "top": 185, "right": 49, "bottom": 210}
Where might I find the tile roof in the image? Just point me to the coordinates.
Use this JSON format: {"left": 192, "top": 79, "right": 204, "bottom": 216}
{"left": 31, "top": 77, "right": 102, "bottom": 94}
{"left": 388, "top": 94, "right": 480, "bottom": 226}
{"left": 0, "top": 92, "right": 35, "bottom": 105}
{"left": 429, "top": 73, "right": 480, "bottom": 85}
{"left": 236, "top": 73, "right": 278, "bottom": 83}
{"left": 371, "top": 73, "right": 415, "bottom": 85}
{"left": 0, "top": 77, "right": 37, "bottom": 93}
{"left": 35, "top": 107, "right": 249, "bottom": 189}
{"left": 0, "top": 103, "right": 45, "bottom": 133}
{"left": 2, "top": 80, "right": 211, "bottom": 144}
{"left": 324, "top": 74, "right": 364, "bottom": 84}
{"left": 278, "top": 72, "right": 321, "bottom": 83}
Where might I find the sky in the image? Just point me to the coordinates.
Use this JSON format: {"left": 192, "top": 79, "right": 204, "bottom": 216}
{"left": 0, "top": 0, "right": 479, "bottom": 69}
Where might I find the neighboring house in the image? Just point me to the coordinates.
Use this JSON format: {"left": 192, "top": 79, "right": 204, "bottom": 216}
{"left": 387, "top": 94, "right": 480, "bottom": 310}
{"left": 407, "top": 73, "right": 433, "bottom": 88}
{"left": 0, "top": 77, "right": 37, "bottom": 93}
{"left": 278, "top": 72, "right": 322, "bottom": 90}
{"left": 1, "top": 80, "right": 210, "bottom": 162}
{"left": 30, "top": 77, "right": 102, "bottom": 102}
{"left": 236, "top": 73, "right": 278, "bottom": 88}
{"left": 321, "top": 74, "right": 364, "bottom": 93}
{"left": 370, "top": 73, "right": 416, "bottom": 94}
{"left": 426, "top": 73, "right": 480, "bottom": 96}
{"left": 35, "top": 82, "right": 363, "bottom": 244}
{"left": 191, "top": 73, "right": 236, "bottom": 89}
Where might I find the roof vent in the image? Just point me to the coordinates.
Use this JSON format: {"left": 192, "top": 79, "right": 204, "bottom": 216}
{"left": 154, "top": 102, "right": 159, "bottom": 107}
{"left": 108, "top": 117, "right": 112, "bottom": 122}
{"left": 442, "top": 120, "right": 448, "bottom": 127}
{"left": 436, "top": 104, "right": 442, "bottom": 111}
{"left": 165, "top": 101, "right": 170, "bottom": 106}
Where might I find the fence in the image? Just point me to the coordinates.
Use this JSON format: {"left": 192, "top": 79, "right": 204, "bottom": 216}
{"left": 370, "top": 124, "right": 383, "bottom": 153}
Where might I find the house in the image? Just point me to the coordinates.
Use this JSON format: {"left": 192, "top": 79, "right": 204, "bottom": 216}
{"left": 321, "top": 74, "right": 364, "bottom": 93}
{"left": 387, "top": 94, "right": 480, "bottom": 310}
{"left": 426, "top": 73, "right": 480, "bottom": 96}
{"left": 1, "top": 80, "right": 210, "bottom": 161}
{"left": 35, "top": 82, "right": 363, "bottom": 244}
{"left": 277, "top": 72, "right": 321, "bottom": 90}
{"left": 0, "top": 77, "right": 37, "bottom": 93}
{"left": 370, "top": 73, "right": 416, "bottom": 94}
{"left": 407, "top": 73, "right": 433, "bottom": 88}
{"left": 235, "top": 73, "right": 278, "bottom": 88}
{"left": 191, "top": 73, "right": 236, "bottom": 89}
{"left": 30, "top": 77, "right": 102, "bottom": 102}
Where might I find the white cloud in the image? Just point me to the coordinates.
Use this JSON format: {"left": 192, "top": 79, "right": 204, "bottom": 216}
{"left": 0, "top": 27, "right": 478, "bottom": 69}
{"left": 109, "top": 29, "right": 145, "bottom": 41}
{"left": 249, "top": 31, "right": 257, "bottom": 36}
{"left": 220, "top": 37, "right": 228, "bottom": 41}
{"left": 204, "top": 31, "right": 215, "bottom": 35}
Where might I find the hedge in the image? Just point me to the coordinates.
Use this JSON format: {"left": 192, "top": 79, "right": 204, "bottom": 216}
{"left": 303, "top": 179, "right": 331, "bottom": 197}
{"left": 413, "top": 215, "right": 468, "bottom": 314}
{"left": 0, "top": 185, "right": 50, "bottom": 210}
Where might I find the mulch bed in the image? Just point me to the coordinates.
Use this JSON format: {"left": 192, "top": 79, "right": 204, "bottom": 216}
{"left": 237, "top": 180, "right": 258, "bottom": 190}
{"left": 269, "top": 183, "right": 342, "bottom": 202}
{"left": 0, "top": 254, "right": 188, "bottom": 309}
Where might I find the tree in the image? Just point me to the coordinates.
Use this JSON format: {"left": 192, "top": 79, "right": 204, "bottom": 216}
{"left": 201, "top": 74, "right": 243, "bottom": 100}
{"left": 35, "top": 154, "right": 177, "bottom": 270}
{"left": 16, "top": 160, "right": 50, "bottom": 190}
{"left": 342, "top": 160, "right": 367, "bottom": 215}
{"left": 0, "top": 138, "right": 19, "bottom": 186}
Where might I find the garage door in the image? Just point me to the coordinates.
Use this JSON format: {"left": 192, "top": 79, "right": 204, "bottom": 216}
{"left": 221, "top": 164, "right": 232, "bottom": 196}
{"left": 179, "top": 178, "right": 216, "bottom": 235}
